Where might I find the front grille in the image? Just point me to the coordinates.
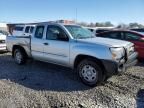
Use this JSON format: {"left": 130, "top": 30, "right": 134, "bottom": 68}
{"left": 0, "top": 40, "right": 5, "bottom": 43}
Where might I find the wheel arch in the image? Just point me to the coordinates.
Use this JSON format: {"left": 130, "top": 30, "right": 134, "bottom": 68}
{"left": 74, "top": 54, "right": 106, "bottom": 74}
{"left": 12, "top": 45, "right": 28, "bottom": 58}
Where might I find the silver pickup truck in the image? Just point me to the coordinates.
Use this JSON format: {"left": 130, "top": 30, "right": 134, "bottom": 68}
{"left": 6, "top": 22, "right": 138, "bottom": 86}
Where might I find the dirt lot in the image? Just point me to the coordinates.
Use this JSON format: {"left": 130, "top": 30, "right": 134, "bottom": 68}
{"left": 0, "top": 52, "right": 144, "bottom": 108}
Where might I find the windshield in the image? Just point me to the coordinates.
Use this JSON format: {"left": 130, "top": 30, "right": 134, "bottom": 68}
{"left": 65, "top": 25, "right": 95, "bottom": 39}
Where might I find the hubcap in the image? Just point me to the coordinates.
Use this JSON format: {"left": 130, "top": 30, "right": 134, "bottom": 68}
{"left": 81, "top": 65, "right": 97, "bottom": 82}
{"left": 15, "top": 51, "right": 22, "bottom": 63}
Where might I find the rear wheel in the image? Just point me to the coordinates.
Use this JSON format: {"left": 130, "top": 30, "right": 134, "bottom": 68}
{"left": 77, "top": 59, "right": 103, "bottom": 86}
{"left": 14, "top": 49, "right": 26, "bottom": 65}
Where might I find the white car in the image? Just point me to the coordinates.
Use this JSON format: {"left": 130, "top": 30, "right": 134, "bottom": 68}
{"left": 12, "top": 25, "right": 35, "bottom": 37}
{"left": 0, "top": 32, "right": 6, "bottom": 51}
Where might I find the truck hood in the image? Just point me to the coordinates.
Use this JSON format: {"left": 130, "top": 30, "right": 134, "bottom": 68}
{"left": 0, "top": 34, "right": 6, "bottom": 40}
{"left": 77, "top": 37, "right": 132, "bottom": 47}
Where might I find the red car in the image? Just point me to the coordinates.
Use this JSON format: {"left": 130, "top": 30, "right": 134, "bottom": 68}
{"left": 97, "top": 30, "right": 144, "bottom": 59}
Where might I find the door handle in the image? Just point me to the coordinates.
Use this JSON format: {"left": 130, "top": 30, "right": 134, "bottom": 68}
{"left": 43, "top": 43, "right": 49, "bottom": 45}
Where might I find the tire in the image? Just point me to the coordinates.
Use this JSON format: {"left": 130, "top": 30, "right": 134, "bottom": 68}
{"left": 14, "top": 49, "right": 26, "bottom": 65}
{"left": 77, "top": 59, "right": 103, "bottom": 86}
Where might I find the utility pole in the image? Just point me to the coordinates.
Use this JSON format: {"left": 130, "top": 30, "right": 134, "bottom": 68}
{"left": 76, "top": 8, "right": 77, "bottom": 24}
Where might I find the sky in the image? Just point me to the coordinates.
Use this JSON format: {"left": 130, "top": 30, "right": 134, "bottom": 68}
{"left": 0, "top": 0, "right": 144, "bottom": 24}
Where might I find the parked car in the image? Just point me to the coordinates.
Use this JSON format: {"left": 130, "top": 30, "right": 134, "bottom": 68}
{"left": 130, "top": 28, "right": 144, "bottom": 34}
{"left": 97, "top": 30, "right": 144, "bottom": 59}
{"left": 7, "top": 22, "right": 137, "bottom": 86}
{"left": 97, "top": 29, "right": 111, "bottom": 34}
{"left": 0, "top": 31, "right": 6, "bottom": 51}
{"left": 85, "top": 27, "right": 114, "bottom": 36}
{"left": 12, "top": 25, "right": 35, "bottom": 37}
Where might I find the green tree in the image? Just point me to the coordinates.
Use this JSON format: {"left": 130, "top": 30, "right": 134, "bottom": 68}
{"left": 104, "top": 21, "right": 114, "bottom": 27}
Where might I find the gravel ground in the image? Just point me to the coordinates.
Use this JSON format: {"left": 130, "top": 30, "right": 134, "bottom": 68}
{"left": 0, "top": 52, "right": 144, "bottom": 108}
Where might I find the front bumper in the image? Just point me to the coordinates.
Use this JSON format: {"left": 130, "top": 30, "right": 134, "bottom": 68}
{"left": 102, "top": 52, "right": 138, "bottom": 77}
{"left": 0, "top": 44, "right": 7, "bottom": 51}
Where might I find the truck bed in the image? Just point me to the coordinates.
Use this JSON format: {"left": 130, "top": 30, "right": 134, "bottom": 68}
{"left": 6, "top": 36, "right": 31, "bottom": 57}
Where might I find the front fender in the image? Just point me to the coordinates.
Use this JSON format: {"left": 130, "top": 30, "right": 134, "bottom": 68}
{"left": 69, "top": 43, "right": 112, "bottom": 68}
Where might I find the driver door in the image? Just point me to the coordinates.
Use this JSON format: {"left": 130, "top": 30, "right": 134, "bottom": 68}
{"left": 43, "top": 25, "right": 70, "bottom": 66}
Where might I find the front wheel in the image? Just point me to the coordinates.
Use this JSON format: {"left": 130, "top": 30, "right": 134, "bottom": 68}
{"left": 14, "top": 49, "right": 26, "bottom": 65}
{"left": 77, "top": 59, "right": 103, "bottom": 86}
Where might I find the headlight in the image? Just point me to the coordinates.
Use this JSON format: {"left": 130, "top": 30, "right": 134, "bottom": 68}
{"left": 110, "top": 47, "right": 125, "bottom": 61}
{"left": 127, "top": 45, "right": 134, "bottom": 56}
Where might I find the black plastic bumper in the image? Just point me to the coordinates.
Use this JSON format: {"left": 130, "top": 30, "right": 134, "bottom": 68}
{"left": 102, "top": 52, "right": 138, "bottom": 77}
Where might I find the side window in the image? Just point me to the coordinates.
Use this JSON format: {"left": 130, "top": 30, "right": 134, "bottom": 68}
{"left": 14, "top": 26, "right": 24, "bottom": 31}
{"left": 46, "top": 25, "right": 68, "bottom": 41}
{"left": 25, "top": 26, "right": 30, "bottom": 33}
{"left": 35, "top": 26, "right": 44, "bottom": 39}
{"left": 30, "top": 27, "right": 34, "bottom": 33}
{"left": 125, "top": 32, "right": 140, "bottom": 41}
{"left": 106, "top": 32, "right": 121, "bottom": 39}
{"left": 97, "top": 33, "right": 108, "bottom": 37}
